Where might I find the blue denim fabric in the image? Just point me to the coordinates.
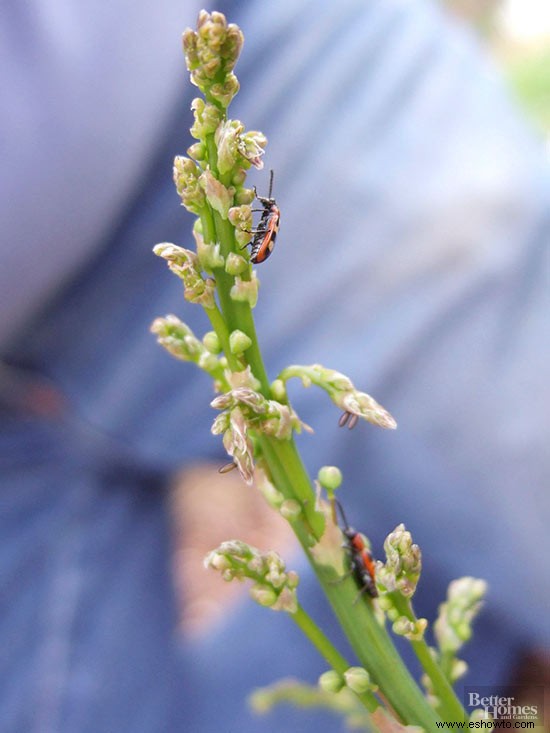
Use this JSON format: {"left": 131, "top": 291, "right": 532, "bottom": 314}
{"left": 1, "top": 0, "right": 549, "bottom": 731}
{"left": 0, "top": 417, "right": 185, "bottom": 733}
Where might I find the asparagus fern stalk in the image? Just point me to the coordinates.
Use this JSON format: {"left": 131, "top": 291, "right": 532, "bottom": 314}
{"left": 152, "top": 11, "right": 486, "bottom": 731}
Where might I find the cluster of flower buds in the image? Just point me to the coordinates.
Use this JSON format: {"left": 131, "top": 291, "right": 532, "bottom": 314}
{"left": 216, "top": 120, "right": 267, "bottom": 174}
{"left": 421, "top": 577, "right": 486, "bottom": 702}
{"left": 319, "top": 667, "right": 373, "bottom": 696}
{"left": 375, "top": 525, "right": 427, "bottom": 641}
{"left": 278, "top": 364, "right": 397, "bottom": 431}
{"left": 212, "top": 388, "right": 310, "bottom": 440}
{"left": 204, "top": 540, "right": 299, "bottom": 613}
{"left": 250, "top": 678, "right": 372, "bottom": 731}
{"left": 377, "top": 524, "right": 422, "bottom": 598}
{"left": 182, "top": 11, "right": 243, "bottom": 107}
{"left": 172, "top": 155, "right": 252, "bottom": 226}
{"left": 211, "top": 387, "right": 311, "bottom": 484}
{"left": 434, "top": 577, "right": 487, "bottom": 679}
{"left": 150, "top": 315, "right": 225, "bottom": 385}
{"left": 173, "top": 156, "right": 206, "bottom": 215}
{"left": 189, "top": 97, "right": 223, "bottom": 141}
{"left": 229, "top": 274, "right": 259, "bottom": 308}
{"left": 228, "top": 205, "right": 253, "bottom": 247}
{"left": 153, "top": 242, "right": 216, "bottom": 308}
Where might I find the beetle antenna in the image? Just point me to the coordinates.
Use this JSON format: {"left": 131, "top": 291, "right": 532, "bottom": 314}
{"left": 268, "top": 169, "right": 274, "bottom": 199}
{"left": 334, "top": 497, "right": 351, "bottom": 530}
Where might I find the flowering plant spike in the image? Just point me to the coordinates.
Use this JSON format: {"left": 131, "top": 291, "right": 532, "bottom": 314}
{"left": 152, "top": 11, "right": 485, "bottom": 731}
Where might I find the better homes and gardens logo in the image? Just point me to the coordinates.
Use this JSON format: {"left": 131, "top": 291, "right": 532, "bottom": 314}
{"left": 464, "top": 687, "right": 543, "bottom": 724}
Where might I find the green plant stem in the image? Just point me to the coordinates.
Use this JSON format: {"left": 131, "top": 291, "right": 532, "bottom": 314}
{"left": 211, "top": 211, "right": 270, "bottom": 389}
{"left": 206, "top": 265, "right": 441, "bottom": 728}
{"left": 200, "top": 208, "right": 242, "bottom": 335}
{"left": 321, "top": 574, "right": 441, "bottom": 729}
{"left": 200, "top": 110, "right": 444, "bottom": 732}
{"left": 411, "top": 640, "right": 463, "bottom": 722}
{"left": 388, "top": 593, "right": 465, "bottom": 723}
{"left": 260, "top": 436, "right": 325, "bottom": 540}
{"left": 292, "top": 605, "right": 379, "bottom": 715}
{"left": 257, "top": 439, "right": 440, "bottom": 727}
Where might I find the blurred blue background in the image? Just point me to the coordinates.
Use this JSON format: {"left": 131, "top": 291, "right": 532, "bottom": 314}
{"left": 1, "top": 1, "right": 548, "bottom": 731}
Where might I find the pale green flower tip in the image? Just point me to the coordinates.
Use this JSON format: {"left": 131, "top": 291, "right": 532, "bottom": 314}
{"left": 216, "top": 539, "right": 254, "bottom": 564}
{"left": 455, "top": 622, "right": 472, "bottom": 643}
{"left": 173, "top": 155, "right": 199, "bottom": 184}
{"left": 270, "top": 379, "right": 286, "bottom": 401}
{"left": 248, "top": 689, "right": 271, "bottom": 714}
{"left": 317, "top": 466, "right": 343, "bottom": 492}
{"left": 344, "top": 667, "right": 371, "bottom": 695}
{"left": 187, "top": 141, "right": 206, "bottom": 162}
{"left": 384, "top": 524, "right": 422, "bottom": 587}
{"left": 227, "top": 203, "right": 252, "bottom": 246}
{"left": 387, "top": 607, "right": 400, "bottom": 623}
{"left": 199, "top": 103, "right": 222, "bottom": 135}
{"left": 197, "top": 10, "right": 227, "bottom": 50}
{"left": 187, "top": 142, "right": 207, "bottom": 168}
{"left": 451, "top": 659, "right": 468, "bottom": 682}
{"left": 449, "top": 577, "right": 487, "bottom": 603}
{"left": 204, "top": 551, "right": 230, "bottom": 572}
{"left": 215, "top": 119, "right": 243, "bottom": 175}
{"left": 182, "top": 28, "right": 199, "bottom": 70}
{"left": 172, "top": 156, "right": 206, "bottom": 213}
{"left": 225, "top": 252, "right": 249, "bottom": 276}
{"left": 199, "top": 170, "right": 233, "bottom": 219}
{"left": 230, "top": 276, "right": 259, "bottom": 308}
{"left": 150, "top": 316, "right": 202, "bottom": 362}
{"left": 392, "top": 617, "right": 411, "bottom": 637}
{"left": 263, "top": 485, "right": 284, "bottom": 508}
{"left": 184, "top": 276, "right": 216, "bottom": 309}
{"left": 234, "top": 229, "right": 250, "bottom": 247}
{"left": 469, "top": 708, "right": 487, "bottom": 724}
{"left": 234, "top": 187, "right": 255, "bottom": 205}
{"left": 221, "top": 24, "right": 244, "bottom": 70}
{"left": 279, "top": 499, "right": 302, "bottom": 521}
{"left": 239, "top": 130, "right": 267, "bottom": 169}
{"left": 286, "top": 570, "right": 299, "bottom": 589}
{"left": 153, "top": 243, "right": 199, "bottom": 277}
{"left": 195, "top": 11, "right": 243, "bottom": 78}
{"left": 250, "top": 584, "right": 278, "bottom": 608}
{"left": 231, "top": 169, "right": 247, "bottom": 186}
{"left": 211, "top": 412, "right": 230, "bottom": 436}
{"left": 272, "top": 586, "right": 298, "bottom": 614}
{"left": 434, "top": 577, "right": 486, "bottom": 655}
{"left": 393, "top": 617, "right": 428, "bottom": 641}
{"left": 266, "top": 569, "right": 284, "bottom": 590}
{"left": 190, "top": 97, "right": 223, "bottom": 143}
{"left": 339, "top": 390, "right": 397, "bottom": 430}
{"left": 203, "top": 331, "right": 221, "bottom": 354}
{"left": 229, "top": 329, "right": 252, "bottom": 355}
{"left": 197, "top": 352, "right": 219, "bottom": 373}
{"left": 228, "top": 204, "right": 252, "bottom": 230}
{"left": 247, "top": 556, "right": 264, "bottom": 576}
{"left": 318, "top": 670, "right": 344, "bottom": 694}
{"left": 210, "top": 74, "right": 240, "bottom": 107}
{"left": 153, "top": 242, "right": 172, "bottom": 259}
{"left": 226, "top": 366, "right": 261, "bottom": 391}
